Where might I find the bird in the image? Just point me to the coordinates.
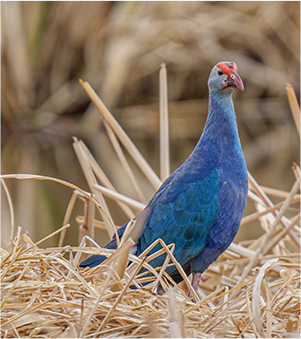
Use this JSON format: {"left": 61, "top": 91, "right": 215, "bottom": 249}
{"left": 80, "top": 61, "right": 248, "bottom": 295}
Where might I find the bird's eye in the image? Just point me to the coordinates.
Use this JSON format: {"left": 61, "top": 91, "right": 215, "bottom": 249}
{"left": 218, "top": 70, "right": 224, "bottom": 76}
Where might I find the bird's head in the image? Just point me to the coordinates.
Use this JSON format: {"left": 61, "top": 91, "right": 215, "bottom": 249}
{"left": 208, "top": 61, "right": 244, "bottom": 94}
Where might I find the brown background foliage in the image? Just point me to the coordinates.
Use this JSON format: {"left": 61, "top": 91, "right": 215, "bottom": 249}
{"left": 1, "top": 1, "right": 300, "bottom": 246}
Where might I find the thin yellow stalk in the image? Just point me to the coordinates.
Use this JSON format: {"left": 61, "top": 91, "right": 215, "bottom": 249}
{"left": 1, "top": 179, "right": 15, "bottom": 242}
{"left": 151, "top": 243, "right": 175, "bottom": 293}
{"left": 85, "top": 198, "right": 95, "bottom": 240}
{"left": 73, "top": 138, "right": 115, "bottom": 238}
{"left": 79, "top": 140, "right": 136, "bottom": 219}
{"left": 79, "top": 79, "right": 162, "bottom": 190}
{"left": 103, "top": 119, "right": 147, "bottom": 204}
{"left": 59, "top": 190, "right": 77, "bottom": 247}
{"left": 0, "top": 173, "right": 116, "bottom": 243}
{"left": 80, "top": 263, "right": 116, "bottom": 337}
{"left": 76, "top": 216, "right": 120, "bottom": 230}
{"left": 286, "top": 83, "right": 300, "bottom": 137}
{"left": 111, "top": 220, "right": 136, "bottom": 292}
{"left": 238, "top": 178, "right": 300, "bottom": 285}
{"left": 241, "top": 196, "right": 300, "bottom": 225}
{"left": 78, "top": 198, "right": 95, "bottom": 253}
{"left": 110, "top": 246, "right": 132, "bottom": 292}
{"left": 263, "top": 212, "right": 300, "bottom": 255}
{"left": 78, "top": 227, "right": 88, "bottom": 254}
{"left": 128, "top": 238, "right": 200, "bottom": 301}
{"left": 167, "top": 288, "right": 183, "bottom": 338}
{"left": 250, "top": 185, "right": 301, "bottom": 199}
{"left": 228, "top": 242, "right": 255, "bottom": 258}
{"left": 23, "top": 224, "right": 70, "bottom": 255}
{"left": 99, "top": 238, "right": 135, "bottom": 268}
{"left": 97, "top": 257, "right": 146, "bottom": 332}
{"left": 159, "top": 63, "right": 170, "bottom": 181}
{"left": 93, "top": 184, "right": 145, "bottom": 211}
{"left": 248, "top": 172, "right": 300, "bottom": 249}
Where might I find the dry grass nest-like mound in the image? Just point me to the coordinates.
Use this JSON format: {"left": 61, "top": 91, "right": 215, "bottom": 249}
{"left": 0, "top": 229, "right": 300, "bottom": 338}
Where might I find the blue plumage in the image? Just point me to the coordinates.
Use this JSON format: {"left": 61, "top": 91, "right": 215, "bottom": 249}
{"left": 80, "top": 61, "right": 248, "bottom": 293}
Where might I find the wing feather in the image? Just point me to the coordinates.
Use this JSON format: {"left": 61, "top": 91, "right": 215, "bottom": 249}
{"left": 136, "top": 170, "right": 221, "bottom": 270}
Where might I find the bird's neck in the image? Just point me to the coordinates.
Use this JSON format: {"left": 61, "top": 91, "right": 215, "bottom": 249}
{"left": 194, "top": 91, "right": 244, "bottom": 158}
{"left": 207, "top": 91, "right": 237, "bottom": 129}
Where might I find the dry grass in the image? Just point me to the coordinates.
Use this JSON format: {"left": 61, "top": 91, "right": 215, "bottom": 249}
{"left": 1, "top": 234, "right": 300, "bottom": 338}
{"left": 1, "top": 66, "right": 300, "bottom": 337}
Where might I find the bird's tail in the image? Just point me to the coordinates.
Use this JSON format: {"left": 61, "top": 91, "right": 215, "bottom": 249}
{"left": 79, "top": 222, "right": 129, "bottom": 268}
{"left": 79, "top": 254, "right": 107, "bottom": 268}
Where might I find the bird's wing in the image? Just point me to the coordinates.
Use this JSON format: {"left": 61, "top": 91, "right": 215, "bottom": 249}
{"left": 189, "top": 180, "right": 248, "bottom": 273}
{"left": 137, "top": 169, "right": 222, "bottom": 269}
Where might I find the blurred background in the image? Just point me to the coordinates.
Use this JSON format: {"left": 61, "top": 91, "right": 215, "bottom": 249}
{"left": 1, "top": 1, "right": 300, "bottom": 248}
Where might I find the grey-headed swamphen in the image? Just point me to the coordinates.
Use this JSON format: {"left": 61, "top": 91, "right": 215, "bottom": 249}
{"left": 80, "top": 61, "right": 248, "bottom": 295}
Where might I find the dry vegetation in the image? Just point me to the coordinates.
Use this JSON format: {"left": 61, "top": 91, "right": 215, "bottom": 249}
{"left": 1, "top": 73, "right": 300, "bottom": 337}
{"left": 0, "top": 232, "right": 300, "bottom": 338}
{"left": 1, "top": 2, "right": 300, "bottom": 243}
{"left": 1, "top": 2, "right": 300, "bottom": 338}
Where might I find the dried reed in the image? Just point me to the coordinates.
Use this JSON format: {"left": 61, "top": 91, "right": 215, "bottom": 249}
{"left": 2, "top": 2, "right": 299, "bottom": 243}
{"left": 1, "top": 67, "right": 300, "bottom": 338}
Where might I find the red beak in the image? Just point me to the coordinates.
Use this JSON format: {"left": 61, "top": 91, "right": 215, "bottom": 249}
{"left": 227, "top": 71, "right": 244, "bottom": 91}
